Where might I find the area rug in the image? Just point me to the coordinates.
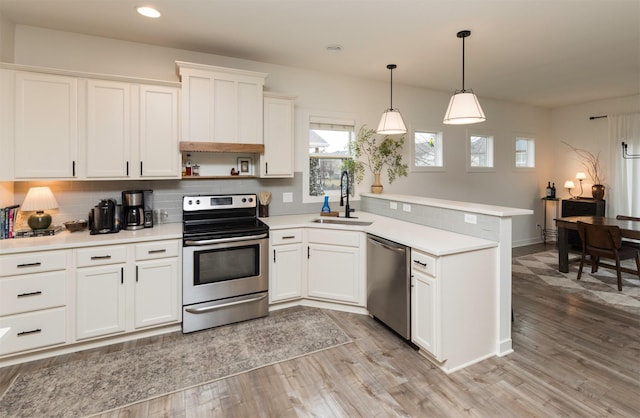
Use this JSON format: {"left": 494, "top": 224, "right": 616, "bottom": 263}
{"left": 513, "top": 250, "right": 640, "bottom": 313}
{"left": 0, "top": 307, "right": 352, "bottom": 418}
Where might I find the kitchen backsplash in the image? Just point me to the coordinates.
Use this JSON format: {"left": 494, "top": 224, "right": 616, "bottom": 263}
{"left": 12, "top": 173, "right": 357, "bottom": 228}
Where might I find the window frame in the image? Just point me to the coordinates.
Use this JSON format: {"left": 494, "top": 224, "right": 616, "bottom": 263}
{"left": 302, "top": 111, "right": 359, "bottom": 204}
{"left": 411, "top": 128, "right": 446, "bottom": 172}
{"left": 466, "top": 129, "right": 496, "bottom": 172}
{"left": 513, "top": 134, "right": 536, "bottom": 170}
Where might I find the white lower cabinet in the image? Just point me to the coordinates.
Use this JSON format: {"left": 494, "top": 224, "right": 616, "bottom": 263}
{"left": 75, "top": 245, "right": 128, "bottom": 340}
{"left": 411, "top": 250, "right": 441, "bottom": 360}
{"left": 75, "top": 240, "right": 181, "bottom": 341}
{"left": 410, "top": 247, "right": 497, "bottom": 373}
{"left": 306, "top": 229, "right": 365, "bottom": 306}
{"left": 0, "top": 250, "right": 71, "bottom": 356}
{"left": 134, "top": 240, "right": 181, "bottom": 328}
{"left": 270, "top": 229, "right": 303, "bottom": 303}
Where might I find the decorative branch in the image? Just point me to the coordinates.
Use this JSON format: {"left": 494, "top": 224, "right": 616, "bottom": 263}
{"left": 561, "top": 141, "right": 603, "bottom": 185}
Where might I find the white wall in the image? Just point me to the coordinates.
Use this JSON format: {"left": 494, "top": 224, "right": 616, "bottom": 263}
{"left": 0, "top": 11, "right": 15, "bottom": 62}
{"left": 10, "top": 25, "right": 556, "bottom": 245}
{"left": 551, "top": 95, "right": 640, "bottom": 210}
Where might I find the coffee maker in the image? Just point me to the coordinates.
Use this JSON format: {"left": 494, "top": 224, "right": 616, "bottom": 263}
{"left": 122, "top": 190, "right": 145, "bottom": 230}
{"left": 89, "top": 199, "right": 118, "bottom": 235}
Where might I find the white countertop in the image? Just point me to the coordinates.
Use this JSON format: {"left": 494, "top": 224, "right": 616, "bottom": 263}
{"left": 262, "top": 212, "right": 497, "bottom": 256}
{"left": 0, "top": 223, "right": 182, "bottom": 254}
{"left": 361, "top": 193, "right": 534, "bottom": 217}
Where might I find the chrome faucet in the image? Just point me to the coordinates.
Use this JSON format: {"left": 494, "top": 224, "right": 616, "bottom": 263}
{"left": 340, "top": 170, "right": 355, "bottom": 218}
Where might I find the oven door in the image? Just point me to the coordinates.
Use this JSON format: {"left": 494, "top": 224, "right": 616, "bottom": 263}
{"left": 182, "top": 235, "right": 268, "bottom": 306}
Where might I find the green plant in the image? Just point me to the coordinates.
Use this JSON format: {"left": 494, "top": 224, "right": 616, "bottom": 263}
{"left": 561, "top": 141, "right": 603, "bottom": 184}
{"left": 343, "top": 125, "right": 408, "bottom": 184}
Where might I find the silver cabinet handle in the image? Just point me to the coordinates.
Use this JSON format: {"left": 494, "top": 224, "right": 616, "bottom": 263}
{"left": 148, "top": 249, "right": 167, "bottom": 254}
{"left": 185, "top": 294, "right": 267, "bottom": 314}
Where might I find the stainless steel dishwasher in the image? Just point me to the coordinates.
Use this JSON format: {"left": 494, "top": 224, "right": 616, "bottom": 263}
{"left": 367, "top": 234, "right": 411, "bottom": 339}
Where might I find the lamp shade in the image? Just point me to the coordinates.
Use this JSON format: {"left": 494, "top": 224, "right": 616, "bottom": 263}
{"left": 564, "top": 180, "right": 575, "bottom": 189}
{"left": 575, "top": 172, "right": 587, "bottom": 180}
{"left": 22, "top": 187, "right": 58, "bottom": 230}
{"left": 22, "top": 187, "right": 58, "bottom": 211}
{"left": 377, "top": 109, "right": 407, "bottom": 135}
{"left": 443, "top": 91, "right": 486, "bottom": 125}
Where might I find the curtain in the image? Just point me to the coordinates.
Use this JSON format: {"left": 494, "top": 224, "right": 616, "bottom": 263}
{"left": 608, "top": 112, "right": 640, "bottom": 217}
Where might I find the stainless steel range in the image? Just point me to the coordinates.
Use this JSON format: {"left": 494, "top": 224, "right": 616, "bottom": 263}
{"left": 182, "top": 194, "right": 269, "bottom": 333}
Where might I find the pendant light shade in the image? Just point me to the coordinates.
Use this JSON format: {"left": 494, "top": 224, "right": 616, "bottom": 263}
{"left": 377, "top": 64, "right": 407, "bottom": 135}
{"left": 443, "top": 30, "right": 486, "bottom": 125}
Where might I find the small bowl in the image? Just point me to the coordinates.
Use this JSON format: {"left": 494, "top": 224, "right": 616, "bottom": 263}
{"left": 64, "top": 220, "right": 88, "bottom": 232}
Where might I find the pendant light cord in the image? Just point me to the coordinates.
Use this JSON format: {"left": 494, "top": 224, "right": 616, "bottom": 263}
{"left": 461, "top": 34, "right": 465, "bottom": 91}
{"left": 387, "top": 64, "right": 396, "bottom": 110}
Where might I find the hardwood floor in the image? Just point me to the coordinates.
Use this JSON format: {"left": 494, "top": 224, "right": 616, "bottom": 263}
{"left": 1, "top": 243, "right": 638, "bottom": 417}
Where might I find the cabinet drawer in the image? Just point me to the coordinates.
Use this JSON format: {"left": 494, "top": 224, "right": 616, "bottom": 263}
{"left": 0, "top": 250, "right": 68, "bottom": 277}
{"left": 272, "top": 229, "right": 302, "bottom": 245}
{"left": 411, "top": 250, "right": 436, "bottom": 277}
{"left": 0, "top": 271, "right": 66, "bottom": 316}
{"left": 135, "top": 240, "right": 180, "bottom": 261}
{"left": 76, "top": 245, "right": 127, "bottom": 267}
{"left": 308, "top": 229, "right": 360, "bottom": 247}
{"left": 0, "top": 307, "right": 66, "bottom": 355}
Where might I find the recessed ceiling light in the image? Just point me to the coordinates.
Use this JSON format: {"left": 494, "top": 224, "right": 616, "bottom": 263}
{"left": 326, "top": 44, "right": 343, "bottom": 53}
{"left": 136, "top": 6, "right": 161, "bottom": 18}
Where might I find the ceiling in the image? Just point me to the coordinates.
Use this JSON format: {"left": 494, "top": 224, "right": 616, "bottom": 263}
{"left": 1, "top": 0, "right": 639, "bottom": 108}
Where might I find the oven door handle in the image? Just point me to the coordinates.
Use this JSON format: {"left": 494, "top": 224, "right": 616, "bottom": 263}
{"left": 184, "top": 233, "right": 268, "bottom": 246}
{"left": 185, "top": 294, "right": 267, "bottom": 314}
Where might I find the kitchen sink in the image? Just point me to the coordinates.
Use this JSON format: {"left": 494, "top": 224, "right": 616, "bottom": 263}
{"left": 311, "top": 218, "right": 373, "bottom": 226}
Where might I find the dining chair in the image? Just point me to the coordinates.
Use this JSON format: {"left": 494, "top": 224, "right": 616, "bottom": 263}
{"left": 576, "top": 221, "right": 640, "bottom": 291}
{"left": 616, "top": 214, "right": 640, "bottom": 248}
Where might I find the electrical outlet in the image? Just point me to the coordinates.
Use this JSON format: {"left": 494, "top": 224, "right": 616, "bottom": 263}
{"left": 390, "top": 201, "right": 397, "bottom": 210}
{"left": 282, "top": 192, "right": 293, "bottom": 203}
{"left": 402, "top": 204, "right": 411, "bottom": 212}
{"left": 464, "top": 213, "right": 477, "bottom": 224}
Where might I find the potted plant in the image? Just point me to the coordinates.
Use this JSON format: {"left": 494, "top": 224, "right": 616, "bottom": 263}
{"left": 562, "top": 141, "right": 605, "bottom": 200}
{"left": 343, "top": 125, "right": 408, "bottom": 193}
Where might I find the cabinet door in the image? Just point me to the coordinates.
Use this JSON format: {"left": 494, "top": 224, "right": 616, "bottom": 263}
{"left": 270, "top": 244, "right": 303, "bottom": 303}
{"left": 14, "top": 72, "right": 78, "bottom": 178}
{"left": 307, "top": 243, "right": 360, "bottom": 304}
{"left": 261, "top": 95, "right": 294, "bottom": 177}
{"left": 86, "top": 79, "right": 131, "bottom": 178}
{"left": 134, "top": 258, "right": 180, "bottom": 329}
{"left": 76, "top": 265, "right": 126, "bottom": 340}
{"left": 411, "top": 271, "right": 441, "bottom": 359}
{"left": 138, "top": 84, "right": 180, "bottom": 178}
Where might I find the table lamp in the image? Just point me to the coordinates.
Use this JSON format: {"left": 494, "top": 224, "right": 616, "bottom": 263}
{"left": 564, "top": 180, "right": 577, "bottom": 198}
{"left": 21, "top": 187, "right": 58, "bottom": 230}
{"left": 575, "top": 172, "right": 587, "bottom": 198}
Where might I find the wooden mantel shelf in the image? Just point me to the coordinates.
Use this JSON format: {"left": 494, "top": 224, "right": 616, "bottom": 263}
{"left": 179, "top": 141, "right": 265, "bottom": 154}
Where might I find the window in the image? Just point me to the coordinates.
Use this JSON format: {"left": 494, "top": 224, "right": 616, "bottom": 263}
{"left": 515, "top": 136, "right": 535, "bottom": 168}
{"left": 468, "top": 133, "right": 494, "bottom": 170}
{"left": 413, "top": 130, "right": 444, "bottom": 171}
{"left": 305, "top": 116, "right": 355, "bottom": 202}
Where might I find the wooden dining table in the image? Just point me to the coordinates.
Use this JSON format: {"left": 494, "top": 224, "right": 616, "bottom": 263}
{"left": 554, "top": 216, "right": 640, "bottom": 273}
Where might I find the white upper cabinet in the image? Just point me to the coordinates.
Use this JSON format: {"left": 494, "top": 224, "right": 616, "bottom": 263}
{"left": 86, "top": 79, "right": 131, "bottom": 178}
{"left": 261, "top": 93, "right": 295, "bottom": 178}
{"left": 138, "top": 84, "right": 180, "bottom": 178}
{"left": 14, "top": 71, "right": 78, "bottom": 179}
{"left": 177, "top": 61, "right": 267, "bottom": 144}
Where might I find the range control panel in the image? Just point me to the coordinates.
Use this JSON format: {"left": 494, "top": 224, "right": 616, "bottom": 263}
{"left": 183, "top": 194, "right": 257, "bottom": 211}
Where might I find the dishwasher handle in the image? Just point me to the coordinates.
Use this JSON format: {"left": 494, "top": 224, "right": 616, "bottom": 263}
{"left": 367, "top": 235, "right": 407, "bottom": 253}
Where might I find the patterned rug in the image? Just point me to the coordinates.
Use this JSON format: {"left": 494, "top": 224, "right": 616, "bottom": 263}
{"left": 513, "top": 250, "right": 640, "bottom": 313}
{"left": 0, "top": 307, "right": 352, "bottom": 418}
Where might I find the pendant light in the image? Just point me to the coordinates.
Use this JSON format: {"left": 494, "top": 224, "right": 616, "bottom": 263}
{"left": 377, "top": 64, "right": 407, "bottom": 135}
{"left": 443, "top": 30, "right": 486, "bottom": 125}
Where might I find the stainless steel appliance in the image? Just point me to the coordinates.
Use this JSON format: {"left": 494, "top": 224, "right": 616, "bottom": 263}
{"left": 143, "top": 189, "right": 153, "bottom": 228}
{"left": 88, "top": 199, "right": 118, "bottom": 235}
{"left": 122, "top": 190, "right": 145, "bottom": 230}
{"left": 367, "top": 234, "right": 411, "bottom": 339}
{"left": 182, "top": 194, "right": 269, "bottom": 333}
